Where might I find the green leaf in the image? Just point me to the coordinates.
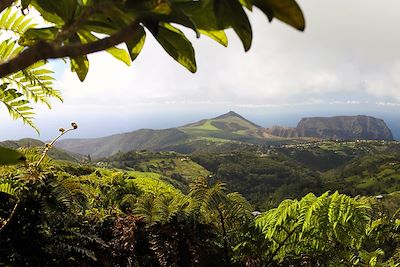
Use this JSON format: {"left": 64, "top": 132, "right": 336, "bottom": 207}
{"left": 77, "top": 0, "right": 92, "bottom": 6}
{"left": 0, "top": 182, "right": 17, "bottom": 196}
{"left": 70, "top": 56, "right": 89, "bottom": 82}
{"left": 33, "top": 0, "right": 77, "bottom": 23}
{"left": 0, "top": 84, "right": 39, "bottom": 132}
{"left": 239, "top": 0, "right": 253, "bottom": 10}
{"left": 31, "top": 0, "right": 65, "bottom": 24}
{"left": 253, "top": 0, "right": 305, "bottom": 31}
{"left": 21, "top": 0, "right": 32, "bottom": 10}
{"left": 199, "top": 29, "right": 228, "bottom": 47}
{"left": 19, "top": 27, "right": 59, "bottom": 46}
{"left": 0, "top": 7, "right": 35, "bottom": 35}
{"left": 105, "top": 47, "right": 131, "bottom": 66}
{"left": 0, "top": 147, "right": 25, "bottom": 165}
{"left": 214, "top": 0, "right": 253, "bottom": 51}
{"left": 150, "top": 23, "right": 196, "bottom": 73}
{"left": 176, "top": 1, "right": 223, "bottom": 31}
{"left": 126, "top": 26, "right": 146, "bottom": 62}
{"left": 78, "top": 30, "right": 131, "bottom": 65}
{"left": 0, "top": 7, "right": 12, "bottom": 27}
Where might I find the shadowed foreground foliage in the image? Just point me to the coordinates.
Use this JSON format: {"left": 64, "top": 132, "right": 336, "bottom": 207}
{"left": 1, "top": 148, "right": 399, "bottom": 266}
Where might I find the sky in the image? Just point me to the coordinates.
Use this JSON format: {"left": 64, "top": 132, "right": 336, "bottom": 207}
{"left": 1, "top": 0, "right": 400, "bottom": 140}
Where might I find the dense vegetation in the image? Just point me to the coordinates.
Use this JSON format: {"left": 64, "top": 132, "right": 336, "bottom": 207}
{"left": 2, "top": 140, "right": 399, "bottom": 266}
{"left": 101, "top": 140, "right": 400, "bottom": 210}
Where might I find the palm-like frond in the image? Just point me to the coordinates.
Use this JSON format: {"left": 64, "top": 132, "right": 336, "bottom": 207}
{"left": 5, "top": 61, "right": 62, "bottom": 107}
{"left": 0, "top": 83, "right": 36, "bottom": 131}
{"left": 0, "top": 8, "right": 61, "bottom": 131}
{"left": 0, "top": 181, "right": 16, "bottom": 197}
{"left": 0, "top": 7, "right": 35, "bottom": 36}
{"left": 255, "top": 191, "right": 372, "bottom": 263}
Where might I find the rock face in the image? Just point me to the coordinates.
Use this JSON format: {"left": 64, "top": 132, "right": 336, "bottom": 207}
{"left": 267, "top": 115, "right": 394, "bottom": 140}
{"left": 265, "top": 126, "right": 299, "bottom": 138}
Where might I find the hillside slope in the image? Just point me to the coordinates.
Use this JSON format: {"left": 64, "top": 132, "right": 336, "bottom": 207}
{"left": 56, "top": 128, "right": 189, "bottom": 159}
{"left": 56, "top": 111, "right": 272, "bottom": 158}
{"left": 0, "top": 138, "right": 82, "bottom": 162}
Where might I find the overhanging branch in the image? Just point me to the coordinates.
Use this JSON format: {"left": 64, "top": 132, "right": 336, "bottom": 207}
{"left": 0, "top": 0, "right": 15, "bottom": 13}
{"left": 0, "top": 22, "right": 140, "bottom": 78}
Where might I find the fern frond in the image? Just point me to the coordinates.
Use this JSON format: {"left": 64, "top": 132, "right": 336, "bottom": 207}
{"left": 0, "top": 182, "right": 16, "bottom": 197}
{"left": 0, "top": 7, "right": 36, "bottom": 36}
{"left": 255, "top": 191, "right": 372, "bottom": 263}
{"left": 0, "top": 8, "right": 61, "bottom": 131}
{"left": 3, "top": 60, "right": 62, "bottom": 107}
{"left": 0, "top": 83, "right": 37, "bottom": 132}
{"left": 226, "top": 192, "right": 253, "bottom": 217}
{"left": 0, "top": 39, "right": 22, "bottom": 61}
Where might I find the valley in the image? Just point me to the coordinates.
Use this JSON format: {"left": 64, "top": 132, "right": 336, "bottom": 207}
{"left": 97, "top": 139, "right": 400, "bottom": 209}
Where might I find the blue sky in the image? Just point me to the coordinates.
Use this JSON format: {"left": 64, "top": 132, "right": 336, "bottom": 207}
{"left": 1, "top": 0, "right": 400, "bottom": 140}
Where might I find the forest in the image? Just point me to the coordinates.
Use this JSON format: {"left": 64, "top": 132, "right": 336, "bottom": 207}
{"left": 1, "top": 139, "right": 400, "bottom": 266}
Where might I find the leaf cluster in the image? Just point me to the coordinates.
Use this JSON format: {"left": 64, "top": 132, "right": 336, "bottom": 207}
{"left": 0, "top": 7, "right": 61, "bottom": 131}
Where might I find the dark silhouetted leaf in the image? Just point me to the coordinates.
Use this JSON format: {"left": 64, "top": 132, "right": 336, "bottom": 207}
{"left": 126, "top": 25, "right": 146, "bottom": 62}
{"left": 254, "top": 0, "right": 305, "bottom": 31}
{"left": 150, "top": 23, "right": 196, "bottom": 73}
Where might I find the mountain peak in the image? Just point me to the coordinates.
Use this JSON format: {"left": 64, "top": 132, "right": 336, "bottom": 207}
{"left": 226, "top": 110, "right": 240, "bottom": 116}
{"left": 214, "top": 111, "right": 244, "bottom": 119}
{"left": 212, "top": 111, "right": 261, "bottom": 129}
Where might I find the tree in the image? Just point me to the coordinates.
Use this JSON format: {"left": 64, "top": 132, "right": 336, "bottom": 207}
{"left": 0, "top": 0, "right": 305, "bottom": 131}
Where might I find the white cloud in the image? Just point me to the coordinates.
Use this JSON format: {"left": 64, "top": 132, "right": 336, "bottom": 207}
{"left": 51, "top": 0, "right": 400, "bottom": 111}
{"left": 3, "top": 0, "right": 400, "bottom": 140}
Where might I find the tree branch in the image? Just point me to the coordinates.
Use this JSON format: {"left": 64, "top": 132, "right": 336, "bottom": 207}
{"left": 0, "top": 21, "right": 140, "bottom": 78}
{"left": 0, "top": 0, "right": 15, "bottom": 13}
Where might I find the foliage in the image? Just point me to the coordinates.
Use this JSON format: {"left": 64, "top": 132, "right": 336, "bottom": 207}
{"left": 255, "top": 192, "right": 369, "bottom": 264}
{"left": 0, "top": 146, "right": 25, "bottom": 165}
{"left": 0, "top": 7, "right": 61, "bottom": 131}
{"left": 1, "top": 141, "right": 400, "bottom": 265}
{"left": 191, "top": 151, "right": 323, "bottom": 209}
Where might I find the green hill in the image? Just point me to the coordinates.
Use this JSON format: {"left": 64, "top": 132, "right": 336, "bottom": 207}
{"left": 0, "top": 138, "right": 82, "bottom": 162}
{"left": 181, "top": 111, "right": 260, "bottom": 133}
{"left": 55, "top": 111, "right": 277, "bottom": 158}
{"left": 102, "top": 150, "right": 210, "bottom": 192}
{"left": 179, "top": 111, "right": 267, "bottom": 143}
{"left": 56, "top": 128, "right": 190, "bottom": 159}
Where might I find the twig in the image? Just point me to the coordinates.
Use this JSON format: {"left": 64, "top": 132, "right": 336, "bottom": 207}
{"left": 35, "top": 122, "right": 78, "bottom": 167}
{"left": 0, "top": 200, "right": 20, "bottom": 232}
{"left": 268, "top": 226, "right": 299, "bottom": 265}
{"left": 0, "top": 200, "right": 19, "bottom": 231}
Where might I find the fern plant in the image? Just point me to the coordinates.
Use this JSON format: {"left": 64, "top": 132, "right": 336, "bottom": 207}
{"left": 0, "top": 181, "right": 16, "bottom": 196}
{"left": 0, "top": 7, "right": 61, "bottom": 132}
{"left": 255, "top": 191, "right": 372, "bottom": 265}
